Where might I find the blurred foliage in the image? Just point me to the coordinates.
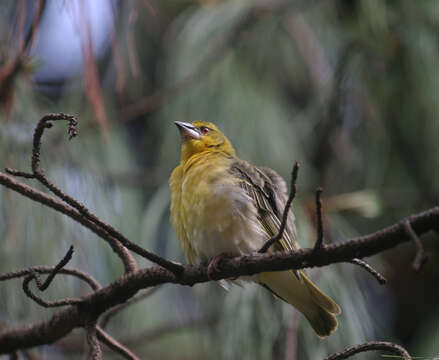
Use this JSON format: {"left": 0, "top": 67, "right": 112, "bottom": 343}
{"left": 0, "top": 0, "right": 438, "bottom": 359}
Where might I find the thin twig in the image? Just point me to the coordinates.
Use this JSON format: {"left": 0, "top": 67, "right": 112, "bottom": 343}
{"left": 259, "top": 162, "right": 299, "bottom": 253}
{"left": 22, "top": 274, "right": 83, "bottom": 308}
{"left": 4, "top": 168, "right": 34, "bottom": 178}
{"left": 313, "top": 187, "right": 325, "bottom": 251}
{"left": 348, "top": 258, "right": 386, "bottom": 285}
{"left": 323, "top": 341, "right": 411, "bottom": 360}
{"left": 0, "top": 267, "right": 101, "bottom": 291}
{"left": 18, "top": 246, "right": 84, "bottom": 307}
{"left": 402, "top": 220, "right": 428, "bottom": 271}
{"left": 96, "top": 327, "right": 141, "bottom": 360}
{"left": 85, "top": 323, "right": 102, "bottom": 360}
{"left": 38, "top": 246, "right": 74, "bottom": 291}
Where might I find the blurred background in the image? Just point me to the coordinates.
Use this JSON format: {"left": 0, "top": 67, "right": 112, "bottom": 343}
{"left": 0, "top": 0, "right": 438, "bottom": 359}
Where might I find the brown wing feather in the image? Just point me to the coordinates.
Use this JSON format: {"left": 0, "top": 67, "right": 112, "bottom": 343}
{"left": 230, "top": 159, "right": 301, "bottom": 279}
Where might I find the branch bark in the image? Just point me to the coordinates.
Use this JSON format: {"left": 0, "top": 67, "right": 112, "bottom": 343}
{"left": 0, "top": 205, "right": 437, "bottom": 354}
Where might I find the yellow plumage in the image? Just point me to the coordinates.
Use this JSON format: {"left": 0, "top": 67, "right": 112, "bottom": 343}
{"left": 169, "top": 121, "right": 341, "bottom": 337}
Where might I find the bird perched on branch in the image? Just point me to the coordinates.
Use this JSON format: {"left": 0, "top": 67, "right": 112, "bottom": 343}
{"left": 169, "top": 121, "right": 341, "bottom": 337}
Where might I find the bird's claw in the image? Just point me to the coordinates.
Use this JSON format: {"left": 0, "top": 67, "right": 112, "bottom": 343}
{"left": 207, "top": 252, "right": 234, "bottom": 280}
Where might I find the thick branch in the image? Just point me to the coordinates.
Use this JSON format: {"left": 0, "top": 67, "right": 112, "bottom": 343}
{"left": 0, "top": 206, "right": 437, "bottom": 354}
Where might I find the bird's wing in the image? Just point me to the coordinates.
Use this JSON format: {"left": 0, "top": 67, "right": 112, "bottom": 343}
{"left": 230, "top": 159, "right": 300, "bottom": 257}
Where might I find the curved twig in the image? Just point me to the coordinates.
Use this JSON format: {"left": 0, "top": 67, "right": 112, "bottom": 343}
{"left": 37, "top": 246, "right": 75, "bottom": 291}
{"left": 19, "top": 246, "right": 82, "bottom": 308}
{"left": 323, "top": 341, "right": 411, "bottom": 360}
{"left": 22, "top": 274, "right": 83, "bottom": 308}
{"left": 0, "top": 267, "right": 101, "bottom": 291}
{"left": 259, "top": 162, "right": 299, "bottom": 253}
{"left": 348, "top": 258, "right": 386, "bottom": 285}
{"left": 96, "top": 327, "right": 141, "bottom": 360}
{"left": 402, "top": 220, "right": 428, "bottom": 271}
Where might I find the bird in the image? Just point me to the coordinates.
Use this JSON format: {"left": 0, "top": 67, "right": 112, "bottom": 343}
{"left": 169, "top": 121, "right": 341, "bottom": 337}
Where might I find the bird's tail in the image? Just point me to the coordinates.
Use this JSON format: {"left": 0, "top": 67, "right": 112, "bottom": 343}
{"left": 258, "top": 270, "right": 341, "bottom": 337}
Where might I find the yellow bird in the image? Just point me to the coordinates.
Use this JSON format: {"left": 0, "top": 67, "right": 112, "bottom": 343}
{"left": 169, "top": 121, "right": 341, "bottom": 337}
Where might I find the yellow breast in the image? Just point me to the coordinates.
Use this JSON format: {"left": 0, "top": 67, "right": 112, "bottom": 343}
{"left": 170, "top": 152, "right": 236, "bottom": 263}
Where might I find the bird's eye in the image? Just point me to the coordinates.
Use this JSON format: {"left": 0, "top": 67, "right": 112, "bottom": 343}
{"left": 200, "top": 127, "right": 211, "bottom": 135}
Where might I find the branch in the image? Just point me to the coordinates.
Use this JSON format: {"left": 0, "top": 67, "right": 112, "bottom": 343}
{"left": 85, "top": 323, "right": 102, "bottom": 360}
{"left": 313, "top": 187, "right": 325, "bottom": 251}
{"left": 33, "top": 246, "right": 75, "bottom": 291}
{"left": 96, "top": 327, "right": 141, "bottom": 360}
{"left": 5, "top": 113, "right": 184, "bottom": 275}
{"left": 22, "top": 275, "right": 83, "bottom": 308}
{"left": 348, "top": 258, "right": 386, "bottom": 285}
{"left": 0, "top": 267, "right": 101, "bottom": 291}
{"left": 323, "top": 341, "right": 411, "bottom": 360}
{"left": 402, "top": 220, "right": 428, "bottom": 271}
{"left": 312, "top": 188, "right": 386, "bottom": 284}
{"left": 7, "top": 113, "right": 137, "bottom": 273}
{"left": 0, "top": 206, "right": 437, "bottom": 354}
{"left": 259, "top": 162, "right": 299, "bottom": 253}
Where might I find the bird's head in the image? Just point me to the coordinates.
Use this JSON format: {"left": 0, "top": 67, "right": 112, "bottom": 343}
{"left": 175, "top": 121, "right": 235, "bottom": 162}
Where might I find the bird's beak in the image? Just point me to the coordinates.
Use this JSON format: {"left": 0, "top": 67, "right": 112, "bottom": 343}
{"left": 175, "top": 121, "right": 201, "bottom": 140}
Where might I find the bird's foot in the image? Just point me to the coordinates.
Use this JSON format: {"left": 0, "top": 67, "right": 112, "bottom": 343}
{"left": 207, "top": 252, "right": 235, "bottom": 280}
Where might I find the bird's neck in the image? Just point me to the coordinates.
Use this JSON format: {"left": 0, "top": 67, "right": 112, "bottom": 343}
{"left": 181, "top": 150, "right": 234, "bottom": 175}
{"left": 180, "top": 142, "right": 235, "bottom": 164}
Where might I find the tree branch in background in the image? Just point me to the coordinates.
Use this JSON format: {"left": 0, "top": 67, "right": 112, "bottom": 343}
{"left": 323, "top": 341, "right": 411, "bottom": 360}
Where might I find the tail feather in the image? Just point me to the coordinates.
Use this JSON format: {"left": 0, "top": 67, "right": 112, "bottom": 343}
{"left": 301, "top": 271, "right": 341, "bottom": 315}
{"left": 257, "top": 270, "right": 340, "bottom": 338}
